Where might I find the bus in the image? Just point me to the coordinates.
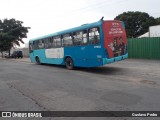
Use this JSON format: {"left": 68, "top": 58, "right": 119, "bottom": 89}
{"left": 29, "top": 19, "right": 128, "bottom": 69}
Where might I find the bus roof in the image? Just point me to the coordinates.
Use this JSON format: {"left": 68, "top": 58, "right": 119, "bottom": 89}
{"left": 29, "top": 20, "right": 103, "bottom": 42}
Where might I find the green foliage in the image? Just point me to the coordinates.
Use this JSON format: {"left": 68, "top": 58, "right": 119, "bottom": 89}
{"left": 114, "top": 11, "right": 156, "bottom": 38}
{"left": 0, "top": 18, "right": 30, "bottom": 54}
{"left": 156, "top": 17, "right": 160, "bottom": 25}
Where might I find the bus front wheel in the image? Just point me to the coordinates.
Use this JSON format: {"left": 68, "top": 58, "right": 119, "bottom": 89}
{"left": 65, "top": 57, "right": 74, "bottom": 70}
{"left": 35, "top": 57, "right": 41, "bottom": 64}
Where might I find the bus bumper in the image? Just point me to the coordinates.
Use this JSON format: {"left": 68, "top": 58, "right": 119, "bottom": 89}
{"left": 103, "top": 53, "right": 128, "bottom": 65}
{"left": 122, "top": 53, "right": 128, "bottom": 59}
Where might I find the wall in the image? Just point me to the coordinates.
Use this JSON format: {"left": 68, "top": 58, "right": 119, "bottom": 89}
{"left": 22, "top": 48, "right": 29, "bottom": 57}
{"left": 149, "top": 25, "right": 160, "bottom": 37}
{"left": 128, "top": 37, "right": 160, "bottom": 59}
{"left": 12, "top": 48, "right": 29, "bottom": 57}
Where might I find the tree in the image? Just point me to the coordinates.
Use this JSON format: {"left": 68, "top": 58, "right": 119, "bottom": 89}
{"left": 0, "top": 20, "right": 9, "bottom": 57}
{"left": 0, "top": 18, "right": 30, "bottom": 57}
{"left": 156, "top": 17, "right": 160, "bottom": 25}
{"left": 114, "top": 11, "right": 156, "bottom": 38}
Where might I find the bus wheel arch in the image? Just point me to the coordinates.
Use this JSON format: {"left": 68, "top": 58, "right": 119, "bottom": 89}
{"left": 35, "top": 56, "right": 41, "bottom": 64}
{"left": 65, "top": 56, "right": 74, "bottom": 70}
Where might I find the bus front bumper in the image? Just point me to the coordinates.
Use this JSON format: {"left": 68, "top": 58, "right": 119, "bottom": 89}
{"left": 103, "top": 53, "right": 128, "bottom": 64}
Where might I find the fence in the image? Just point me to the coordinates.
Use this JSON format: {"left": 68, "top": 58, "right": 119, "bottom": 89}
{"left": 128, "top": 37, "right": 160, "bottom": 59}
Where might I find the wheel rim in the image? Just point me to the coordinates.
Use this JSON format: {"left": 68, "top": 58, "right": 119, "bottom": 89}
{"left": 66, "top": 58, "right": 73, "bottom": 69}
{"left": 66, "top": 59, "right": 71, "bottom": 67}
{"left": 36, "top": 57, "right": 40, "bottom": 64}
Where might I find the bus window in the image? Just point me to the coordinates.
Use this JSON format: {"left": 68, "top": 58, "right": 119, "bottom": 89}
{"left": 29, "top": 43, "right": 33, "bottom": 53}
{"left": 38, "top": 39, "right": 44, "bottom": 49}
{"left": 73, "top": 31, "right": 83, "bottom": 46}
{"left": 82, "top": 30, "right": 88, "bottom": 45}
{"left": 32, "top": 41, "right": 35, "bottom": 50}
{"left": 63, "top": 34, "right": 73, "bottom": 46}
{"left": 49, "top": 37, "right": 54, "bottom": 48}
{"left": 89, "top": 27, "right": 100, "bottom": 44}
{"left": 48, "top": 38, "right": 52, "bottom": 48}
{"left": 44, "top": 38, "right": 52, "bottom": 49}
{"left": 44, "top": 39, "right": 48, "bottom": 48}
{"left": 33, "top": 40, "right": 39, "bottom": 50}
{"left": 54, "top": 36, "right": 61, "bottom": 47}
{"left": 51, "top": 37, "right": 56, "bottom": 47}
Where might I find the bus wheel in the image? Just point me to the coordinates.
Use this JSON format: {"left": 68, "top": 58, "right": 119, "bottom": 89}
{"left": 35, "top": 57, "right": 41, "bottom": 64}
{"left": 65, "top": 57, "right": 74, "bottom": 70}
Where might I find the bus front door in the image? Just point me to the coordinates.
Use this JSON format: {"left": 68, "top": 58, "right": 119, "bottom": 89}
{"left": 29, "top": 43, "right": 35, "bottom": 63}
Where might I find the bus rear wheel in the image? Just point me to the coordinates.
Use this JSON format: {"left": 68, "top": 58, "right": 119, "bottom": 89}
{"left": 35, "top": 57, "right": 41, "bottom": 64}
{"left": 65, "top": 57, "right": 74, "bottom": 70}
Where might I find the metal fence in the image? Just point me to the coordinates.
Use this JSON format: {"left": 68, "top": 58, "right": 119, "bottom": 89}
{"left": 128, "top": 37, "right": 160, "bottom": 59}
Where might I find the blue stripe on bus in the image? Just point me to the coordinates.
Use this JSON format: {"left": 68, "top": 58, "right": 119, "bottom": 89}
{"left": 123, "top": 53, "right": 128, "bottom": 59}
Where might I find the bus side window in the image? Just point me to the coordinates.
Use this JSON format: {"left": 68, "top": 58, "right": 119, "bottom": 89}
{"left": 73, "top": 31, "right": 83, "bottom": 46}
{"left": 54, "top": 36, "right": 61, "bottom": 47}
{"left": 33, "top": 41, "right": 35, "bottom": 50}
{"left": 82, "top": 30, "right": 88, "bottom": 45}
{"left": 63, "top": 33, "right": 73, "bottom": 47}
{"left": 50, "top": 37, "right": 54, "bottom": 48}
{"left": 89, "top": 27, "right": 100, "bottom": 45}
{"left": 29, "top": 43, "right": 33, "bottom": 52}
{"left": 51, "top": 37, "right": 56, "bottom": 47}
{"left": 48, "top": 38, "right": 52, "bottom": 48}
{"left": 44, "top": 39, "right": 48, "bottom": 48}
{"left": 34, "top": 40, "right": 39, "bottom": 50}
{"left": 45, "top": 38, "right": 52, "bottom": 49}
{"left": 38, "top": 39, "right": 44, "bottom": 49}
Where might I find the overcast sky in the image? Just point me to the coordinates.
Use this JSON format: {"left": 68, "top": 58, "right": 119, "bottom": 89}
{"left": 0, "top": 0, "right": 159, "bottom": 47}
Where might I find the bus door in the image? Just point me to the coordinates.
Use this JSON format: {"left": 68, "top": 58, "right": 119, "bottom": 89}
{"left": 103, "top": 21, "right": 127, "bottom": 58}
{"left": 73, "top": 30, "right": 90, "bottom": 67}
{"left": 29, "top": 42, "right": 35, "bottom": 62}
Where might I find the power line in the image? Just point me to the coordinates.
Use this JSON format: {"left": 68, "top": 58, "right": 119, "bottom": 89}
{"left": 62, "top": 0, "right": 109, "bottom": 15}
{"left": 60, "top": 0, "right": 128, "bottom": 16}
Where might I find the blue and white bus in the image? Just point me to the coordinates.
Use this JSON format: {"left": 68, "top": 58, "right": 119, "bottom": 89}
{"left": 29, "top": 19, "right": 128, "bottom": 69}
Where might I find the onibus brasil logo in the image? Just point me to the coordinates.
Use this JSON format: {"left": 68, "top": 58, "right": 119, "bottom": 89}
{"left": 1, "top": 112, "right": 42, "bottom": 118}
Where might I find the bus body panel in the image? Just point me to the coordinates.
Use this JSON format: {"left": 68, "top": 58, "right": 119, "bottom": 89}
{"left": 64, "top": 45, "right": 103, "bottom": 67}
{"left": 72, "top": 46, "right": 104, "bottom": 67}
{"left": 31, "top": 49, "right": 64, "bottom": 65}
{"left": 30, "top": 52, "right": 35, "bottom": 63}
{"left": 33, "top": 49, "right": 46, "bottom": 63}
{"left": 72, "top": 46, "right": 90, "bottom": 67}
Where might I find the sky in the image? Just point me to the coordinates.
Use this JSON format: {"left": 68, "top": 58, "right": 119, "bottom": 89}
{"left": 0, "top": 0, "right": 160, "bottom": 48}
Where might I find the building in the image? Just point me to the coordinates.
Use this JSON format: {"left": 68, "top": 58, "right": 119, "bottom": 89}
{"left": 149, "top": 25, "right": 160, "bottom": 37}
{"left": 138, "top": 25, "right": 160, "bottom": 38}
